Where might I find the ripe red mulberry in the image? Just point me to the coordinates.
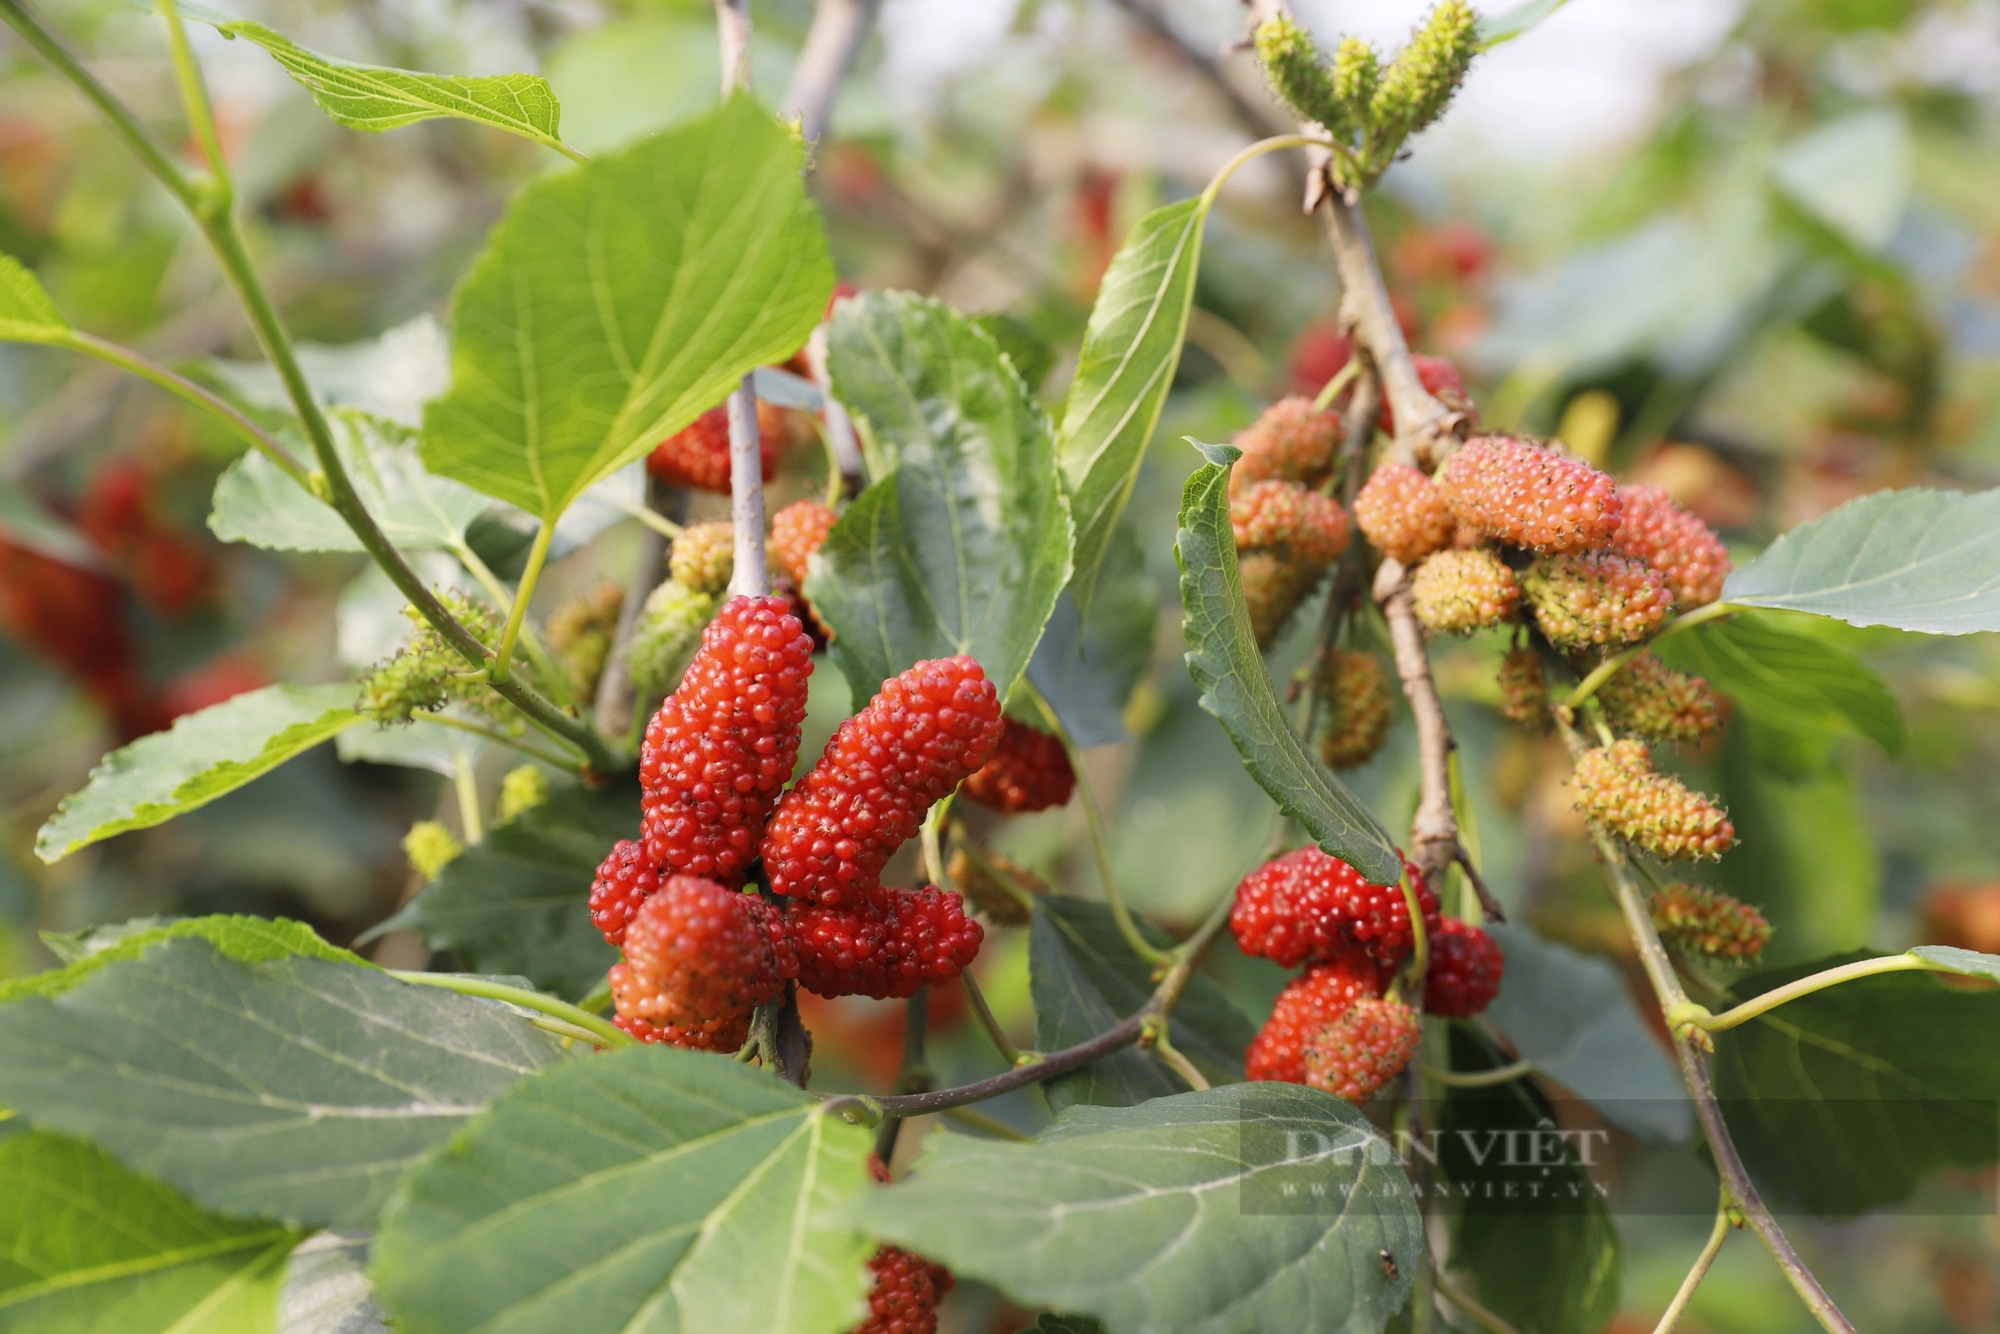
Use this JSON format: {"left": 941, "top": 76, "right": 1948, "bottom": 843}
{"left": 1572, "top": 739, "right": 1736, "bottom": 860}
{"left": 608, "top": 875, "right": 799, "bottom": 1050}
{"left": 1436, "top": 436, "right": 1622, "bottom": 553}
{"left": 589, "top": 839, "right": 663, "bottom": 946}
{"left": 1378, "top": 354, "right": 1477, "bottom": 439}
{"left": 1411, "top": 548, "right": 1519, "bottom": 634}
{"left": 1229, "top": 396, "right": 1342, "bottom": 495}
{"left": 1423, "top": 919, "right": 1504, "bottom": 1017}
{"left": 1597, "top": 651, "right": 1722, "bottom": 745}
{"left": 1650, "top": 882, "right": 1770, "bottom": 962}
{"left": 1318, "top": 649, "right": 1393, "bottom": 770}
{"left": 770, "top": 499, "right": 840, "bottom": 589}
{"left": 1614, "top": 483, "right": 1730, "bottom": 609}
{"left": 789, "top": 885, "right": 985, "bottom": 998}
{"left": 646, "top": 403, "right": 781, "bottom": 494}
{"left": 1245, "top": 958, "right": 1384, "bottom": 1084}
{"left": 1354, "top": 462, "right": 1453, "bottom": 566}
{"left": 763, "top": 656, "right": 1004, "bottom": 905}
{"left": 639, "top": 596, "right": 815, "bottom": 886}
{"left": 960, "top": 719, "right": 1074, "bottom": 814}
{"left": 851, "top": 1245, "right": 954, "bottom": 1334}
{"left": 1521, "top": 551, "right": 1673, "bottom": 649}
{"left": 1230, "top": 846, "right": 1437, "bottom": 969}
{"left": 1302, "top": 998, "right": 1423, "bottom": 1101}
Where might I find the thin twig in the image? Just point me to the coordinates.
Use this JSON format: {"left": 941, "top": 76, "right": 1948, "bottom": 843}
{"left": 1422, "top": 1058, "right": 1533, "bottom": 1088}
{"left": 783, "top": 0, "right": 882, "bottom": 146}
{"left": 1374, "top": 559, "right": 1459, "bottom": 887}
{"left": 877, "top": 988, "right": 931, "bottom": 1162}
{"left": 726, "top": 374, "right": 770, "bottom": 597}
{"left": 1455, "top": 846, "right": 1507, "bottom": 924}
{"left": 715, "top": 0, "right": 753, "bottom": 97}
{"left": 960, "top": 969, "right": 1024, "bottom": 1066}
{"left": 1564, "top": 601, "right": 1736, "bottom": 709}
{"left": 1652, "top": 1199, "right": 1733, "bottom": 1334}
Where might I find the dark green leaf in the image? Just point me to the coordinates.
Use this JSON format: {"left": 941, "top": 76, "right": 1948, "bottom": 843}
{"left": 1029, "top": 896, "right": 1253, "bottom": 1112}
{"left": 0, "top": 939, "right": 563, "bottom": 1227}
{"left": 1438, "top": 1029, "right": 1622, "bottom": 1334}
{"left": 1723, "top": 487, "right": 2000, "bottom": 633}
{"left": 1654, "top": 611, "right": 1904, "bottom": 756}
{"left": 3, "top": 913, "right": 366, "bottom": 1004}
{"left": 373, "top": 1047, "right": 874, "bottom": 1334}
{"left": 35, "top": 684, "right": 362, "bottom": 862}
{"left": 854, "top": 1085, "right": 1422, "bottom": 1334}
{"left": 1027, "top": 519, "right": 1157, "bottom": 747}
{"left": 0, "top": 1131, "right": 302, "bottom": 1333}
{"left": 422, "top": 96, "right": 833, "bottom": 521}
{"left": 1058, "top": 198, "right": 1206, "bottom": 620}
{"left": 813, "top": 292, "right": 1072, "bottom": 699}
{"left": 1175, "top": 447, "right": 1402, "bottom": 885}
{"left": 373, "top": 779, "right": 629, "bottom": 999}
{"left": 1482, "top": 924, "right": 1692, "bottom": 1144}
{"left": 1713, "top": 951, "right": 2000, "bottom": 1215}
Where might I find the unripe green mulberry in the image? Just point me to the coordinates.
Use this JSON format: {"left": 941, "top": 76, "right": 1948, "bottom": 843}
{"left": 668, "top": 521, "right": 735, "bottom": 597}
{"left": 1572, "top": 739, "right": 1736, "bottom": 860}
{"left": 497, "top": 764, "right": 549, "bottom": 824}
{"left": 546, "top": 580, "right": 623, "bottom": 697}
{"left": 1650, "top": 882, "right": 1770, "bottom": 962}
{"left": 1522, "top": 552, "right": 1674, "bottom": 649}
{"left": 627, "top": 579, "right": 718, "bottom": 698}
{"left": 1332, "top": 37, "right": 1381, "bottom": 124}
{"left": 1598, "top": 652, "right": 1722, "bottom": 745}
{"left": 1318, "top": 649, "right": 1393, "bottom": 769}
{"left": 1254, "top": 15, "right": 1349, "bottom": 139}
{"left": 1369, "top": 1, "right": 1479, "bottom": 142}
{"left": 1412, "top": 548, "right": 1519, "bottom": 634}
{"left": 403, "top": 820, "right": 463, "bottom": 880}
{"left": 359, "top": 591, "right": 515, "bottom": 727}
{"left": 1497, "top": 647, "right": 1551, "bottom": 729}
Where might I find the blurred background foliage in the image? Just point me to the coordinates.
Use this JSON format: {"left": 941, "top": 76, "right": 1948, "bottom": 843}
{"left": 4, "top": 0, "right": 2000, "bottom": 1329}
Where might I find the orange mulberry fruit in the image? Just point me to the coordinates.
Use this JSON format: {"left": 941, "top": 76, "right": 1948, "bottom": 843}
{"left": 1436, "top": 436, "right": 1621, "bottom": 553}
{"left": 1301, "top": 997, "right": 1424, "bottom": 1101}
{"left": 1571, "top": 739, "right": 1736, "bottom": 860}
{"left": 1229, "top": 396, "right": 1343, "bottom": 495}
{"left": 1412, "top": 549, "right": 1519, "bottom": 634}
{"left": 1354, "top": 462, "right": 1453, "bottom": 566}
{"left": 1614, "top": 483, "right": 1730, "bottom": 609}
{"left": 1521, "top": 552, "right": 1673, "bottom": 649}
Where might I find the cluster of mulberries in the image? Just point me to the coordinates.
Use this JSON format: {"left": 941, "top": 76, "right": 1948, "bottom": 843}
{"left": 852, "top": 1157, "right": 955, "bottom": 1334}
{"left": 1649, "top": 883, "right": 1771, "bottom": 962}
{"left": 1411, "top": 548, "right": 1518, "bottom": 634}
{"left": 1231, "top": 479, "right": 1352, "bottom": 647}
{"left": 1571, "top": 739, "right": 1736, "bottom": 860}
{"left": 1353, "top": 462, "right": 1453, "bottom": 566}
{"left": 646, "top": 402, "right": 782, "bottom": 494}
{"left": 1496, "top": 647, "right": 1551, "bottom": 728}
{"left": 787, "top": 885, "right": 986, "bottom": 999}
{"left": 1245, "top": 958, "right": 1384, "bottom": 1085}
{"left": 960, "top": 719, "right": 1074, "bottom": 814}
{"left": 669, "top": 522, "right": 736, "bottom": 597}
{"left": 1230, "top": 846, "right": 1436, "bottom": 969}
{"left": 1597, "top": 652, "right": 1722, "bottom": 744}
{"left": 608, "top": 875, "right": 798, "bottom": 1050}
{"left": 1521, "top": 552, "right": 1674, "bottom": 649}
{"left": 1614, "top": 484, "right": 1730, "bottom": 609}
{"left": 1436, "top": 436, "right": 1623, "bottom": 554}
{"left": 1229, "top": 396, "right": 1343, "bottom": 495}
{"left": 1318, "top": 649, "right": 1394, "bottom": 770}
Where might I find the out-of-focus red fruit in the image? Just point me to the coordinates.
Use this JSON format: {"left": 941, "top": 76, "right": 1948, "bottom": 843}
{"left": 1923, "top": 882, "right": 2000, "bottom": 957}
{"left": 0, "top": 537, "right": 165, "bottom": 739}
{"left": 76, "top": 459, "right": 214, "bottom": 617}
{"left": 1288, "top": 321, "right": 1353, "bottom": 398}
{"left": 162, "top": 653, "right": 269, "bottom": 718}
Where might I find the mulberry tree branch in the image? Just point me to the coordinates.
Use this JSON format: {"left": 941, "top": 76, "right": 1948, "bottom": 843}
{"left": 783, "top": 0, "right": 882, "bottom": 147}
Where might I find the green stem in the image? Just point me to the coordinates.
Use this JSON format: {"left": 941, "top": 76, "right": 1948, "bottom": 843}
{"left": 493, "top": 522, "right": 554, "bottom": 682}
{"left": 451, "top": 754, "right": 484, "bottom": 843}
{"left": 417, "top": 713, "right": 583, "bottom": 774}
{"left": 1652, "top": 1200, "right": 1732, "bottom": 1334}
{"left": 1423, "top": 1058, "right": 1533, "bottom": 1088}
{"left": 1394, "top": 866, "right": 1431, "bottom": 1006}
{"left": 451, "top": 542, "right": 578, "bottom": 714}
{"left": 1149, "top": 1030, "right": 1210, "bottom": 1091}
{"left": 529, "top": 1016, "right": 610, "bottom": 1047}
{"left": 1023, "top": 682, "right": 1167, "bottom": 966}
{"left": 960, "top": 967, "right": 1023, "bottom": 1066}
{"left": 920, "top": 797, "right": 951, "bottom": 892}
{"left": 1433, "top": 1268, "right": 1523, "bottom": 1334}
{"left": 1565, "top": 601, "right": 1735, "bottom": 709}
{"left": 1197, "top": 134, "right": 1335, "bottom": 211}
{"left": 389, "top": 971, "right": 636, "bottom": 1048}
{"left": 156, "top": 0, "right": 229, "bottom": 188}
{"left": 1312, "top": 355, "right": 1361, "bottom": 413}
{"left": 52, "top": 331, "right": 311, "bottom": 486}
{"left": 1676, "top": 955, "right": 1938, "bottom": 1035}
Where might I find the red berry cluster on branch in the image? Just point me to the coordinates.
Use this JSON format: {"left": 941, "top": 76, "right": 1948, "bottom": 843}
{"left": 1423, "top": 918, "right": 1505, "bottom": 1017}
{"left": 788, "top": 885, "right": 985, "bottom": 999}
{"left": 1244, "top": 958, "right": 1384, "bottom": 1085}
{"left": 646, "top": 402, "right": 783, "bottom": 494}
{"left": 1301, "top": 998, "right": 1425, "bottom": 1101}
{"left": 608, "top": 875, "right": 797, "bottom": 1050}
{"left": 960, "top": 719, "right": 1074, "bottom": 814}
{"left": 852, "top": 1157, "right": 954, "bottom": 1334}
{"left": 1230, "top": 846, "right": 1436, "bottom": 969}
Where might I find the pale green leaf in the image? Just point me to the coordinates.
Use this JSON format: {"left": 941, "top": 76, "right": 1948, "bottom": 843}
{"left": 212, "top": 19, "right": 572, "bottom": 154}
{"left": 855, "top": 1086, "right": 1422, "bottom": 1334}
{"left": 373, "top": 1047, "right": 874, "bottom": 1334}
{"left": 1723, "top": 487, "right": 2000, "bottom": 633}
{"left": 1910, "top": 944, "right": 2000, "bottom": 981}
{"left": 1174, "top": 444, "right": 1402, "bottom": 885}
{"left": 1771, "top": 109, "right": 1910, "bottom": 252}
{"left": 1028, "top": 519, "right": 1157, "bottom": 747}
{"left": 1057, "top": 198, "right": 1205, "bottom": 620}
{"left": 1476, "top": 0, "right": 1572, "bottom": 49}
{"left": 208, "top": 315, "right": 450, "bottom": 430}
{"left": 1654, "top": 610, "right": 1904, "bottom": 756}
{"left": 421, "top": 96, "right": 833, "bottom": 521}
{"left": 0, "top": 1131, "right": 301, "bottom": 1334}
{"left": 813, "top": 292, "right": 1072, "bottom": 699}
{"left": 0, "top": 939, "right": 563, "bottom": 1227}
{"left": 278, "top": 1232, "right": 387, "bottom": 1334}
{"left": 210, "top": 410, "right": 487, "bottom": 553}
{"left": 35, "top": 685, "right": 363, "bottom": 863}
{"left": 0, "top": 253, "right": 69, "bottom": 343}
{"left": 2, "top": 913, "right": 366, "bottom": 1004}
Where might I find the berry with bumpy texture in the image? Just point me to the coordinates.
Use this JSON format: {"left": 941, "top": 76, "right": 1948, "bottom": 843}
{"left": 668, "top": 522, "right": 735, "bottom": 597}
{"left": 851, "top": 1245, "right": 953, "bottom": 1334}
{"left": 1239, "top": 551, "right": 1322, "bottom": 649}
{"left": 1436, "top": 436, "right": 1622, "bottom": 554}
{"left": 1598, "top": 652, "right": 1722, "bottom": 744}
{"left": 1497, "top": 647, "right": 1551, "bottom": 728}
{"left": 1423, "top": 919, "right": 1504, "bottom": 1017}
{"left": 1229, "top": 397, "right": 1343, "bottom": 496}
{"left": 627, "top": 580, "right": 718, "bottom": 698}
{"left": 1368, "top": 1, "right": 1479, "bottom": 142}
{"left": 1650, "top": 883, "right": 1771, "bottom": 962}
{"left": 589, "top": 839, "right": 664, "bottom": 946}
{"left": 1354, "top": 462, "right": 1453, "bottom": 565}
{"left": 646, "top": 403, "right": 781, "bottom": 493}
{"left": 1302, "top": 998, "right": 1424, "bottom": 1101}
{"left": 1318, "top": 649, "right": 1393, "bottom": 769}
{"left": 1378, "top": 354, "right": 1478, "bottom": 439}
{"left": 1231, "top": 480, "right": 1351, "bottom": 567}
{"left": 1614, "top": 483, "right": 1730, "bottom": 609}
{"left": 770, "top": 500, "right": 840, "bottom": 590}
{"left": 1230, "top": 846, "right": 1438, "bottom": 969}
{"left": 1572, "top": 739, "right": 1736, "bottom": 860}
{"left": 640, "top": 597, "right": 815, "bottom": 886}
{"left": 1521, "top": 552, "right": 1674, "bottom": 649}
{"left": 609, "top": 875, "right": 798, "bottom": 1048}
{"left": 361, "top": 591, "right": 518, "bottom": 727}
{"left": 947, "top": 845, "right": 1045, "bottom": 927}
{"left": 403, "top": 821, "right": 462, "bottom": 880}
{"left": 960, "top": 719, "right": 1074, "bottom": 814}
{"left": 763, "top": 656, "right": 1003, "bottom": 905}
{"left": 789, "top": 885, "right": 985, "bottom": 998}
{"left": 1253, "top": 16, "right": 1350, "bottom": 140}
{"left": 1245, "top": 958, "right": 1385, "bottom": 1084}
{"left": 1412, "top": 548, "right": 1519, "bottom": 635}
